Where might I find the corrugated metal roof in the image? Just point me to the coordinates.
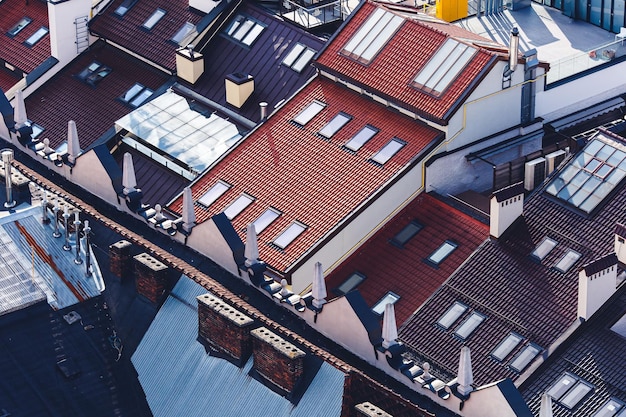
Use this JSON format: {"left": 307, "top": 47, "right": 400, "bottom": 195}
{"left": 132, "top": 276, "right": 345, "bottom": 417}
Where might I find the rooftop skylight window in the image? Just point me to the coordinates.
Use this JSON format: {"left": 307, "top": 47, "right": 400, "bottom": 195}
{"left": 24, "top": 27, "right": 48, "bottom": 47}
{"left": 119, "top": 83, "right": 154, "bottom": 108}
{"left": 453, "top": 311, "right": 486, "bottom": 340}
{"left": 553, "top": 249, "right": 581, "bottom": 273}
{"left": 252, "top": 208, "right": 281, "bottom": 234}
{"left": 273, "top": 222, "right": 307, "bottom": 250}
{"left": 76, "top": 62, "right": 112, "bottom": 87}
{"left": 171, "top": 22, "right": 195, "bottom": 45}
{"left": 426, "top": 240, "right": 458, "bottom": 267}
{"left": 344, "top": 125, "right": 378, "bottom": 152}
{"left": 390, "top": 220, "right": 423, "bottom": 248}
{"left": 547, "top": 372, "right": 594, "bottom": 409}
{"left": 114, "top": 0, "right": 137, "bottom": 17}
{"left": 225, "top": 15, "right": 265, "bottom": 47}
{"left": 437, "top": 301, "right": 468, "bottom": 330}
{"left": 592, "top": 398, "right": 625, "bottom": 417}
{"left": 142, "top": 9, "right": 166, "bottom": 30}
{"left": 546, "top": 135, "right": 626, "bottom": 214}
{"left": 7, "top": 17, "right": 32, "bottom": 37}
{"left": 530, "top": 237, "right": 558, "bottom": 262}
{"left": 412, "top": 39, "right": 477, "bottom": 97}
{"left": 371, "top": 138, "right": 405, "bottom": 165}
{"left": 198, "top": 181, "right": 230, "bottom": 207}
{"left": 335, "top": 272, "right": 366, "bottom": 295}
{"left": 292, "top": 101, "right": 325, "bottom": 126}
{"left": 491, "top": 332, "right": 524, "bottom": 361}
{"left": 318, "top": 112, "right": 352, "bottom": 139}
{"left": 282, "top": 43, "right": 317, "bottom": 73}
{"left": 340, "top": 8, "right": 403, "bottom": 64}
{"left": 372, "top": 291, "right": 401, "bottom": 315}
{"left": 223, "top": 194, "right": 255, "bottom": 220}
{"left": 508, "top": 343, "right": 542, "bottom": 373}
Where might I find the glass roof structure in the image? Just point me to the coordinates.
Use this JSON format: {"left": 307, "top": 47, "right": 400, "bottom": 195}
{"left": 546, "top": 134, "right": 626, "bottom": 214}
{"left": 340, "top": 8, "right": 403, "bottom": 64}
{"left": 116, "top": 91, "right": 242, "bottom": 179}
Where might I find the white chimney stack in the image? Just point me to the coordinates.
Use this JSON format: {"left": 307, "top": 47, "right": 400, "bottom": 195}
{"left": 578, "top": 253, "right": 618, "bottom": 320}
{"left": 13, "top": 89, "right": 28, "bottom": 129}
{"left": 457, "top": 346, "right": 474, "bottom": 396}
{"left": 490, "top": 182, "right": 524, "bottom": 239}
{"left": 614, "top": 223, "right": 626, "bottom": 264}
{"left": 122, "top": 152, "right": 137, "bottom": 195}
{"left": 182, "top": 186, "right": 196, "bottom": 232}
{"left": 67, "top": 120, "right": 81, "bottom": 164}
{"left": 381, "top": 302, "right": 398, "bottom": 349}
{"left": 312, "top": 261, "right": 327, "bottom": 309}
{"left": 245, "top": 223, "right": 260, "bottom": 267}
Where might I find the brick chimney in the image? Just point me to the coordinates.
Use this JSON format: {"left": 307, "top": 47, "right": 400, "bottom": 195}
{"left": 133, "top": 253, "right": 169, "bottom": 304}
{"left": 109, "top": 240, "right": 132, "bottom": 280}
{"left": 578, "top": 253, "right": 618, "bottom": 320}
{"left": 197, "top": 293, "right": 255, "bottom": 361}
{"left": 490, "top": 182, "right": 524, "bottom": 239}
{"left": 614, "top": 223, "right": 626, "bottom": 264}
{"left": 355, "top": 402, "right": 393, "bottom": 417}
{"left": 250, "top": 327, "right": 305, "bottom": 393}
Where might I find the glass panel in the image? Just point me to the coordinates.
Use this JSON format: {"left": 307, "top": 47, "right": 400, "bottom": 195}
{"left": 352, "top": 11, "right": 394, "bottom": 57}
{"left": 319, "top": 113, "right": 351, "bottom": 138}
{"left": 172, "top": 22, "right": 195, "bottom": 44}
{"left": 342, "top": 8, "right": 385, "bottom": 55}
{"left": 372, "top": 292, "right": 401, "bottom": 315}
{"left": 509, "top": 343, "right": 541, "bottom": 372}
{"left": 121, "top": 83, "right": 145, "bottom": 103}
{"left": 592, "top": 398, "right": 624, "bottom": 417}
{"left": 198, "top": 181, "right": 230, "bottom": 207}
{"left": 414, "top": 39, "right": 457, "bottom": 86}
{"left": 553, "top": 250, "right": 581, "bottom": 273}
{"left": 129, "top": 89, "right": 153, "bottom": 107}
{"left": 292, "top": 48, "right": 316, "bottom": 73}
{"left": 335, "top": 272, "right": 366, "bottom": 295}
{"left": 428, "top": 240, "right": 458, "bottom": 265}
{"left": 547, "top": 373, "right": 578, "bottom": 400}
{"left": 24, "top": 27, "right": 49, "bottom": 47}
{"left": 433, "top": 46, "right": 475, "bottom": 94}
{"left": 492, "top": 332, "right": 524, "bottom": 361}
{"left": 560, "top": 381, "right": 594, "bottom": 409}
{"left": 7, "top": 17, "right": 32, "bottom": 37}
{"left": 437, "top": 302, "right": 468, "bottom": 330}
{"left": 273, "top": 222, "right": 306, "bottom": 249}
{"left": 114, "top": 0, "right": 137, "bottom": 16}
{"left": 390, "top": 221, "right": 423, "bottom": 247}
{"left": 426, "top": 43, "right": 468, "bottom": 89}
{"left": 293, "top": 101, "right": 325, "bottom": 125}
{"left": 252, "top": 208, "right": 281, "bottom": 233}
{"left": 233, "top": 19, "right": 254, "bottom": 41}
{"left": 241, "top": 23, "right": 264, "bottom": 46}
{"left": 371, "top": 138, "right": 405, "bottom": 165}
{"left": 223, "top": 194, "right": 254, "bottom": 220}
{"left": 341, "top": 9, "right": 401, "bottom": 63}
{"left": 530, "top": 237, "right": 558, "bottom": 261}
{"left": 345, "top": 125, "right": 378, "bottom": 151}
{"left": 453, "top": 312, "right": 486, "bottom": 340}
{"left": 143, "top": 9, "right": 166, "bottom": 30}
{"left": 283, "top": 43, "right": 306, "bottom": 67}
{"left": 30, "top": 122, "right": 44, "bottom": 139}
{"left": 613, "top": 0, "right": 625, "bottom": 33}
{"left": 360, "top": 15, "right": 403, "bottom": 62}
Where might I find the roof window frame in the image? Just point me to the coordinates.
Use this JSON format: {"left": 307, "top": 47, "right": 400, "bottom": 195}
{"left": 553, "top": 249, "right": 582, "bottom": 273}
{"left": 436, "top": 301, "right": 468, "bottom": 330}
{"left": 197, "top": 180, "right": 231, "bottom": 208}
{"left": 282, "top": 42, "right": 317, "bottom": 73}
{"left": 224, "top": 14, "right": 266, "bottom": 48}
{"left": 119, "top": 82, "right": 154, "bottom": 108}
{"left": 370, "top": 137, "right": 406, "bottom": 165}
{"left": 426, "top": 240, "right": 458, "bottom": 267}
{"left": 142, "top": 8, "right": 167, "bottom": 31}
{"left": 292, "top": 100, "right": 326, "bottom": 126}
{"left": 372, "top": 291, "right": 401, "bottom": 315}
{"left": 24, "top": 26, "right": 49, "bottom": 47}
{"left": 318, "top": 112, "right": 352, "bottom": 139}
{"left": 453, "top": 310, "right": 486, "bottom": 340}
{"left": 171, "top": 22, "right": 195, "bottom": 45}
{"left": 7, "top": 17, "right": 32, "bottom": 38}
{"left": 223, "top": 193, "right": 255, "bottom": 220}
{"left": 334, "top": 272, "right": 366, "bottom": 296}
{"left": 272, "top": 221, "right": 307, "bottom": 250}
{"left": 252, "top": 207, "right": 281, "bottom": 234}
{"left": 390, "top": 220, "right": 423, "bottom": 248}
{"left": 592, "top": 398, "right": 625, "bottom": 417}
{"left": 491, "top": 332, "right": 524, "bottom": 362}
{"left": 508, "top": 342, "right": 542, "bottom": 373}
{"left": 344, "top": 125, "right": 379, "bottom": 152}
{"left": 530, "top": 236, "right": 558, "bottom": 262}
{"left": 114, "top": 0, "right": 138, "bottom": 17}
{"left": 75, "top": 61, "right": 112, "bottom": 87}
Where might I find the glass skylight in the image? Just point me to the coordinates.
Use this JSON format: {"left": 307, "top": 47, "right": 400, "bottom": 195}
{"left": 453, "top": 311, "right": 486, "bottom": 340}
{"left": 546, "top": 135, "right": 626, "bottom": 214}
{"left": 76, "top": 62, "right": 112, "bottom": 87}
{"left": 142, "top": 9, "right": 166, "bottom": 30}
{"left": 592, "top": 398, "right": 625, "bottom": 417}
{"left": 273, "top": 222, "right": 307, "bottom": 249}
{"left": 547, "top": 373, "right": 579, "bottom": 400}
{"left": 172, "top": 22, "right": 195, "bottom": 44}
{"left": 437, "top": 302, "right": 468, "bottom": 330}
{"left": 7, "top": 17, "right": 32, "bottom": 37}
{"left": 371, "top": 138, "right": 405, "bottom": 165}
{"left": 491, "top": 332, "right": 524, "bottom": 361}
{"left": 560, "top": 380, "right": 594, "bottom": 409}
{"left": 390, "top": 220, "right": 423, "bottom": 248}
{"left": 553, "top": 249, "right": 581, "bottom": 273}
{"left": 252, "top": 208, "right": 281, "bottom": 234}
{"left": 24, "top": 27, "right": 48, "bottom": 47}
{"left": 198, "top": 181, "right": 230, "bottom": 207}
{"left": 223, "top": 194, "right": 255, "bottom": 220}
{"left": 340, "top": 8, "right": 403, "bottom": 64}
{"left": 282, "top": 43, "right": 316, "bottom": 73}
{"left": 335, "top": 272, "right": 366, "bottom": 295}
{"left": 530, "top": 237, "right": 558, "bottom": 261}
{"left": 372, "top": 291, "right": 400, "bottom": 315}
{"left": 344, "top": 125, "right": 378, "bottom": 152}
{"left": 509, "top": 343, "right": 541, "bottom": 373}
{"left": 412, "top": 39, "right": 477, "bottom": 96}
{"left": 293, "top": 101, "right": 325, "bottom": 126}
{"left": 427, "top": 240, "right": 458, "bottom": 266}
{"left": 318, "top": 113, "right": 352, "bottom": 139}
{"left": 225, "top": 15, "right": 265, "bottom": 47}
{"left": 114, "top": 0, "right": 137, "bottom": 16}
{"left": 120, "top": 83, "right": 153, "bottom": 108}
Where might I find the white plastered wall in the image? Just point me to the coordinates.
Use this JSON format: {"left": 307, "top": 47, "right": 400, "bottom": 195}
{"left": 48, "top": 0, "right": 95, "bottom": 66}
{"left": 185, "top": 219, "right": 241, "bottom": 277}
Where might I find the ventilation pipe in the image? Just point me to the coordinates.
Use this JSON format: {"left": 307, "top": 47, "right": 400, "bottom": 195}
{"left": 74, "top": 211, "right": 82, "bottom": 265}
{"left": 84, "top": 220, "right": 92, "bottom": 277}
{"left": 2, "top": 149, "right": 16, "bottom": 208}
{"left": 260, "top": 102, "right": 268, "bottom": 121}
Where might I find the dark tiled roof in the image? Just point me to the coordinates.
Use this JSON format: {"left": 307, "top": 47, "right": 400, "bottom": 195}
{"left": 314, "top": 1, "right": 498, "bottom": 124}
{"left": 399, "top": 136, "right": 626, "bottom": 386}
{"left": 493, "top": 182, "right": 524, "bottom": 202}
{"left": 25, "top": 41, "right": 170, "bottom": 149}
{"left": 186, "top": 3, "right": 325, "bottom": 124}
{"left": 0, "top": 69, "right": 21, "bottom": 92}
{"left": 615, "top": 222, "right": 626, "bottom": 238}
{"left": 521, "top": 287, "right": 626, "bottom": 417}
{"left": 0, "top": 0, "right": 50, "bottom": 73}
{"left": 325, "top": 193, "right": 488, "bottom": 324}
{"left": 89, "top": 0, "right": 205, "bottom": 72}
{"left": 167, "top": 76, "right": 441, "bottom": 275}
{"left": 583, "top": 253, "right": 617, "bottom": 276}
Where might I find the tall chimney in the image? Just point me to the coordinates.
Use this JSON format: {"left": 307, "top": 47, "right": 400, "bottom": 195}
{"left": 578, "top": 253, "right": 618, "bottom": 320}
{"left": 381, "top": 302, "right": 398, "bottom": 349}
{"left": 509, "top": 27, "right": 519, "bottom": 70}
{"left": 2, "top": 149, "right": 16, "bottom": 208}
{"left": 355, "top": 403, "right": 393, "bottom": 417}
{"left": 312, "top": 261, "right": 327, "bottom": 309}
{"left": 490, "top": 182, "right": 524, "bottom": 239}
{"left": 457, "top": 346, "right": 474, "bottom": 396}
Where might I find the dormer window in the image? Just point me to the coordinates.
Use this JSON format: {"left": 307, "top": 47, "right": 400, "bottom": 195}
{"left": 24, "top": 27, "right": 48, "bottom": 47}
{"left": 76, "top": 62, "right": 112, "bottom": 87}
{"left": 7, "top": 17, "right": 32, "bottom": 37}
{"left": 142, "top": 9, "right": 166, "bottom": 31}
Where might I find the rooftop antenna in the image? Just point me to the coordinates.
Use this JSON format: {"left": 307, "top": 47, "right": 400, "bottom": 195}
{"left": 2, "top": 149, "right": 16, "bottom": 208}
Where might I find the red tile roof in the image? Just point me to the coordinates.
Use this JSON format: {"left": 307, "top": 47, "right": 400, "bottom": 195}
{"left": 325, "top": 193, "right": 488, "bottom": 324}
{"left": 314, "top": 1, "right": 498, "bottom": 123}
{"left": 89, "top": 0, "right": 204, "bottom": 71}
{"left": 168, "top": 77, "right": 442, "bottom": 275}
{"left": 0, "top": 0, "right": 50, "bottom": 74}
{"left": 0, "top": 69, "right": 21, "bottom": 92}
{"left": 25, "top": 41, "right": 170, "bottom": 149}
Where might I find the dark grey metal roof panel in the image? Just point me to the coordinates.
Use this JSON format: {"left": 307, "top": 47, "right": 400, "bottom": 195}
{"left": 493, "top": 182, "right": 524, "bottom": 203}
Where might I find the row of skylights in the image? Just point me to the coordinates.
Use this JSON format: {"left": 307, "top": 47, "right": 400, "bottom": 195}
{"left": 490, "top": 332, "right": 542, "bottom": 372}
{"left": 282, "top": 43, "right": 317, "bottom": 73}
{"left": 412, "top": 39, "right": 477, "bottom": 97}
{"left": 340, "top": 8, "right": 403, "bottom": 64}
{"left": 436, "top": 302, "right": 485, "bottom": 340}
{"left": 119, "top": 83, "right": 153, "bottom": 108}
{"left": 225, "top": 15, "right": 266, "bottom": 47}
{"left": 113, "top": 3, "right": 195, "bottom": 43}
{"left": 7, "top": 17, "right": 32, "bottom": 37}
{"left": 547, "top": 372, "right": 594, "bottom": 410}
{"left": 76, "top": 61, "right": 112, "bottom": 87}
{"left": 529, "top": 237, "right": 582, "bottom": 273}
{"left": 546, "top": 135, "right": 626, "bottom": 214}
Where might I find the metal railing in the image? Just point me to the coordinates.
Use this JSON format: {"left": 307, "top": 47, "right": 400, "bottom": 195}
{"left": 547, "top": 39, "right": 625, "bottom": 84}
{"left": 280, "top": 0, "right": 350, "bottom": 28}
